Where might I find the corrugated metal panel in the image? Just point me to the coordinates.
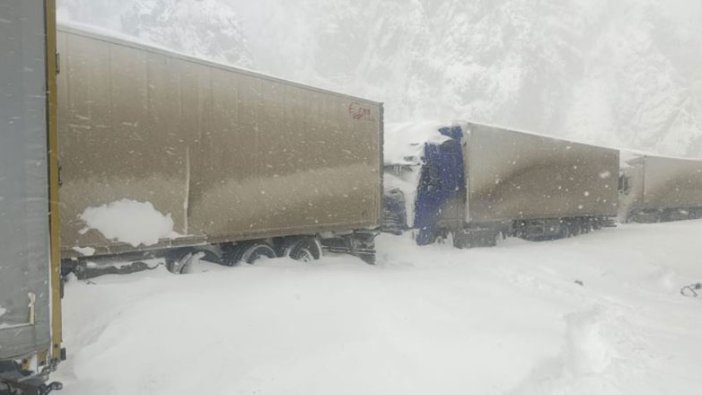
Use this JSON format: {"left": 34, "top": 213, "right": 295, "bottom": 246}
{"left": 465, "top": 124, "right": 620, "bottom": 222}
{"left": 57, "top": 27, "right": 382, "bottom": 257}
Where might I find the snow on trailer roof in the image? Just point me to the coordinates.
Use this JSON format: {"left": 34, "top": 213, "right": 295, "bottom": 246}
{"left": 469, "top": 121, "right": 702, "bottom": 163}
{"left": 57, "top": 21, "right": 383, "bottom": 107}
{"left": 384, "top": 121, "right": 463, "bottom": 166}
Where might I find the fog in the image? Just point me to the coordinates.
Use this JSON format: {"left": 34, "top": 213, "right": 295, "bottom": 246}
{"left": 58, "top": 0, "right": 702, "bottom": 157}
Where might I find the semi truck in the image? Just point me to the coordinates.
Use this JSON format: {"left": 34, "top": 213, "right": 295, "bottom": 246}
{"left": 56, "top": 24, "right": 383, "bottom": 274}
{"left": 384, "top": 122, "right": 620, "bottom": 247}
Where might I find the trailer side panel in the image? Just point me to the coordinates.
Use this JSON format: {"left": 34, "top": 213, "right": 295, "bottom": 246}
{"left": 637, "top": 156, "right": 702, "bottom": 211}
{"left": 465, "top": 124, "right": 620, "bottom": 223}
{"left": 57, "top": 27, "right": 382, "bottom": 257}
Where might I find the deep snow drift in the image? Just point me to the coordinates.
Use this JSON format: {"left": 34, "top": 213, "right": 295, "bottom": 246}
{"left": 55, "top": 220, "right": 702, "bottom": 394}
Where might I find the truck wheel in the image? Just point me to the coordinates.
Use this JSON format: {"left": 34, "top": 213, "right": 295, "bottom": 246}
{"left": 166, "top": 248, "right": 209, "bottom": 274}
{"left": 283, "top": 237, "right": 322, "bottom": 262}
{"left": 165, "top": 249, "right": 192, "bottom": 274}
{"left": 222, "top": 242, "right": 275, "bottom": 265}
{"left": 240, "top": 243, "right": 277, "bottom": 264}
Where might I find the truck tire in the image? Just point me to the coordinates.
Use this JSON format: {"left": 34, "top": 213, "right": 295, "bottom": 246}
{"left": 224, "top": 242, "right": 277, "bottom": 265}
{"left": 241, "top": 243, "right": 277, "bottom": 264}
{"left": 166, "top": 248, "right": 218, "bottom": 273}
{"left": 165, "top": 248, "right": 197, "bottom": 274}
{"left": 283, "top": 237, "right": 322, "bottom": 262}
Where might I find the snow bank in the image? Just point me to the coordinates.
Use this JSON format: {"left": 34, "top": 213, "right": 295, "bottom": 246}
{"left": 79, "top": 199, "right": 179, "bottom": 247}
{"left": 55, "top": 220, "right": 702, "bottom": 394}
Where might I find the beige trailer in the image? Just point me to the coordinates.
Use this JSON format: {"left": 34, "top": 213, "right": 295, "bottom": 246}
{"left": 57, "top": 25, "right": 383, "bottom": 270}
{"left": 620, "top": 153, "right": 702, "bottom": 222}
{"left": 458, "top": 123, "right": 620, "bottom": 244}
{"left": 465, "top": 123, "right": 620, "bottom": 223}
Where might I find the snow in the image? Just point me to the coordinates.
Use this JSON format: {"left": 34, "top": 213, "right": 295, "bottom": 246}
{"left": 54, "top": 220, "right": 702, "bottom": 394}
{"left": 79, "top": 199, "right": 179, "bottom": 247}
{"left": 72, "top": 246, "right": 96, "bottom": 257}
{"left": 383, "top": 121, "right": 460, "bottom": 227}
{"left": 384, "top": 121, "right": 454, "bottom": 165}
{"left": 0, "top": 304, "right": 17, "bottom": 329}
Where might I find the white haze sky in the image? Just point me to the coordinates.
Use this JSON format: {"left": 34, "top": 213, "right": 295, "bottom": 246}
{"left": 57, "top": 0, "right": 702, "bottom": 157}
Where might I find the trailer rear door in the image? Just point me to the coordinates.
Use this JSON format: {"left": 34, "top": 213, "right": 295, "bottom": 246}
{"left": 0, "top": 0, "right": 58, "bottom": 362}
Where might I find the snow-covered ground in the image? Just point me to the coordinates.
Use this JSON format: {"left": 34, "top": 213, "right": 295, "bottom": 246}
{"left": 54, "top": 220, "right": 702, "bottom": 394}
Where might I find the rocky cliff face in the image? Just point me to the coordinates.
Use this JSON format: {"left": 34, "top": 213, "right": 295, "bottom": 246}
{"left": 58, "top": 0, "right": 702, "bottom": 157}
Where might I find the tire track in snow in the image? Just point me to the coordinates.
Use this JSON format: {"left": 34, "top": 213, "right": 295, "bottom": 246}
{"left": 507, "top": 304, "right": 653, "bottom": 395}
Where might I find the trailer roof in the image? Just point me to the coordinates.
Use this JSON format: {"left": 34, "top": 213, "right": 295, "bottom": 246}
{"left": 385, "top": 120, "right": 622, "bottom": 166}
{"left": 466, "top": 121, "right": 622, "bottom": 152}
{"left": 471, "top": 121, "right": 702, "bottom": 162}
{"left": 386, "top": 119, "right": 702, "bottom": 166}
{"left": 619, "top": 148, "right": 702, "bottom": 164}
{"left": 57, "top": 22, "right": 383, "bottom": 107}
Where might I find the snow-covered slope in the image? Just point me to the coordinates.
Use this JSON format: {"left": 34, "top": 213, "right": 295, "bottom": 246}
{"left": 54, "top": 220, "right": 702, "bottom": 394}
{"left": 58, "top": 0, "right": 251, "bottom": 66}
{"left": 56, "top": 0, "right": 702, "bottom": 157}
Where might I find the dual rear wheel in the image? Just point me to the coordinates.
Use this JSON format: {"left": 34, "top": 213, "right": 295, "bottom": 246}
{"left": 223, "top": 237, "right": 321, "bottom": 266}
{"left": 224, "top": 243, "right": 277, "bottom": 265}
{"left": 282, "top": 237, "right": 322, "bottom": 262}
{"left": 166, "top": 237, "right": 322, "bottom": 273}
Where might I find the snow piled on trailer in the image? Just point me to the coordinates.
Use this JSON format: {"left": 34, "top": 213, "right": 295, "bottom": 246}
{"left": 54, "top": 220, "right": 702, "bottom": 394}
{"left": 79, "top": 199, "right": 179, "bottom": 247}
{"left": 384, "top": 121, "right": 456, "bottom": 227}
{"left": 384, "top": 121, "right": 454, "bottom": 165}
